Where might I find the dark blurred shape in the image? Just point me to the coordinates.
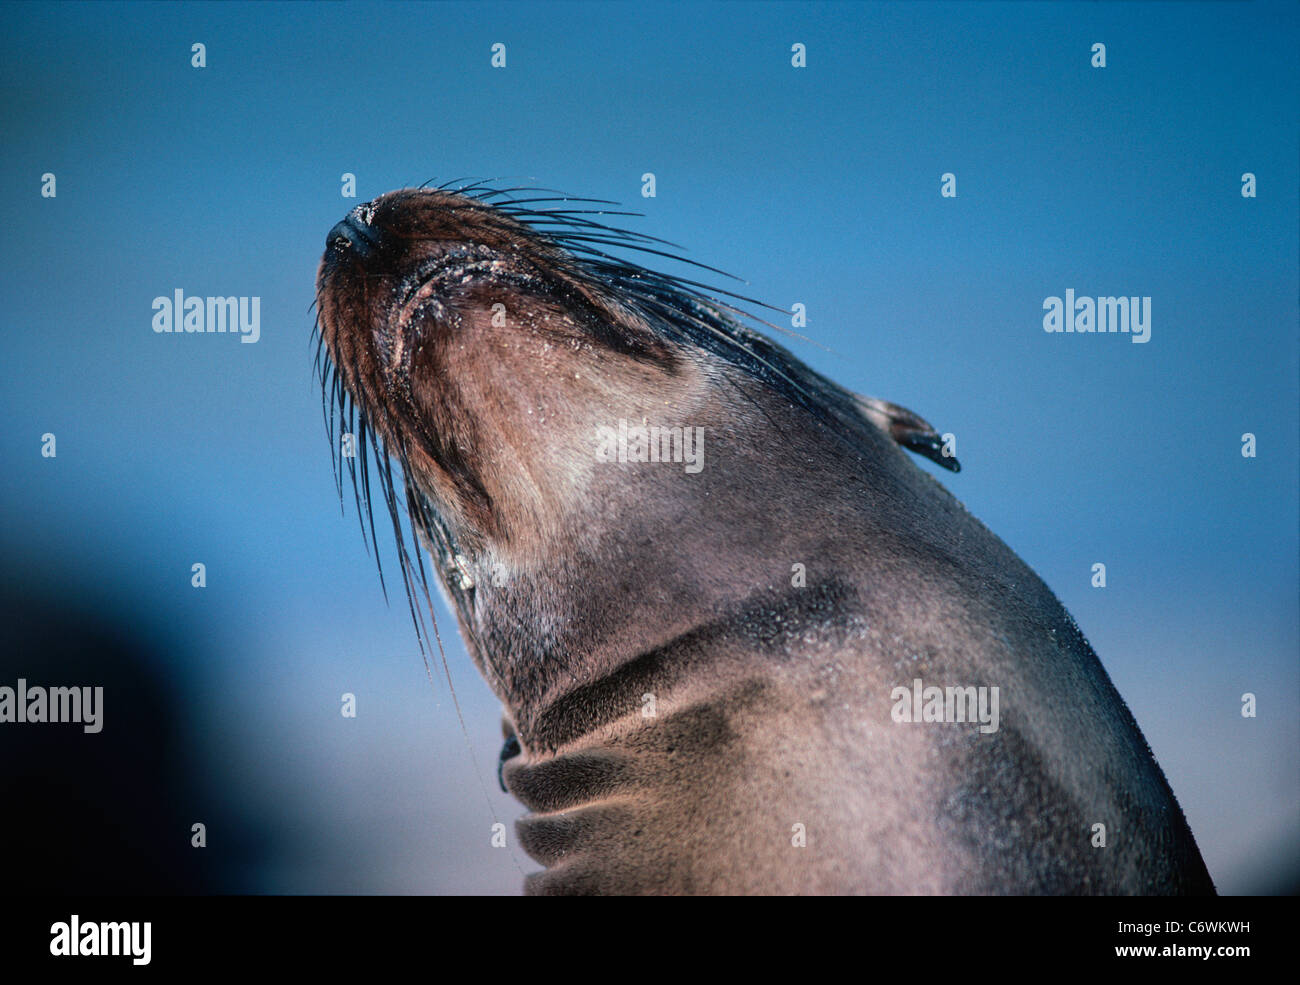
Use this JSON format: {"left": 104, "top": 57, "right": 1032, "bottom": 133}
{"left": 0, "top": 579, "right": 261, "bottom": 894}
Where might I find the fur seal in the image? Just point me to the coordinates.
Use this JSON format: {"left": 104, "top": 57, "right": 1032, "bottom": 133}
{"left": 314, "top": 184, "right": 1215, "bottom": 895}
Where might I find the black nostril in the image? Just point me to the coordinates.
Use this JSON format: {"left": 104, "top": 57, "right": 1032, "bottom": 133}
{"left": 327, "top": 210, "right": 380, "bottom": 260}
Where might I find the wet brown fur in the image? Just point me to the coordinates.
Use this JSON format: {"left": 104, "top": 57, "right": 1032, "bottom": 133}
{"left": 315, "top": 186, "right": 1215, "bottom": 896}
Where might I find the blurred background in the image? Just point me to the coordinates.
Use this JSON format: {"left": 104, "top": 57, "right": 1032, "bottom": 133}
{"left": 1, "top": 0, "right": 1295, "bottom": 894}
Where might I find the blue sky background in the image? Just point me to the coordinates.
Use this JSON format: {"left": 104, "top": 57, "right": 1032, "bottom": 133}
{"left": 2, "top": 1, "right": 1296, "bottom": 894}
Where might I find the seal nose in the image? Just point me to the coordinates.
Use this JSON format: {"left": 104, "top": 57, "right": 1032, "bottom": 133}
{"left": 327, "top": 207, "right": 380, "bottom": 261}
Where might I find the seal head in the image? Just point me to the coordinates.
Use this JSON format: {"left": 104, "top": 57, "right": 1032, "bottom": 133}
{"left": 315, "top": 186, "right": 1213, "bottom": 895}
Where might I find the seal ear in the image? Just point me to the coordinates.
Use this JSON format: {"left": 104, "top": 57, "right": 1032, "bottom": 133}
{"left": 853, "top": 395, "right": 961, "bottom": 472}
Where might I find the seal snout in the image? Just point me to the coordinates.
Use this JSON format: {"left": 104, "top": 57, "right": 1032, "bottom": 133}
{"left": 326, "top": 206, "right": 381, "bottom": 261}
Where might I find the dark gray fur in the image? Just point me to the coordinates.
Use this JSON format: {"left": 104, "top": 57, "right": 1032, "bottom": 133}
{"left": 315, "top": 186, "right": 1215, "bottom": 895}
